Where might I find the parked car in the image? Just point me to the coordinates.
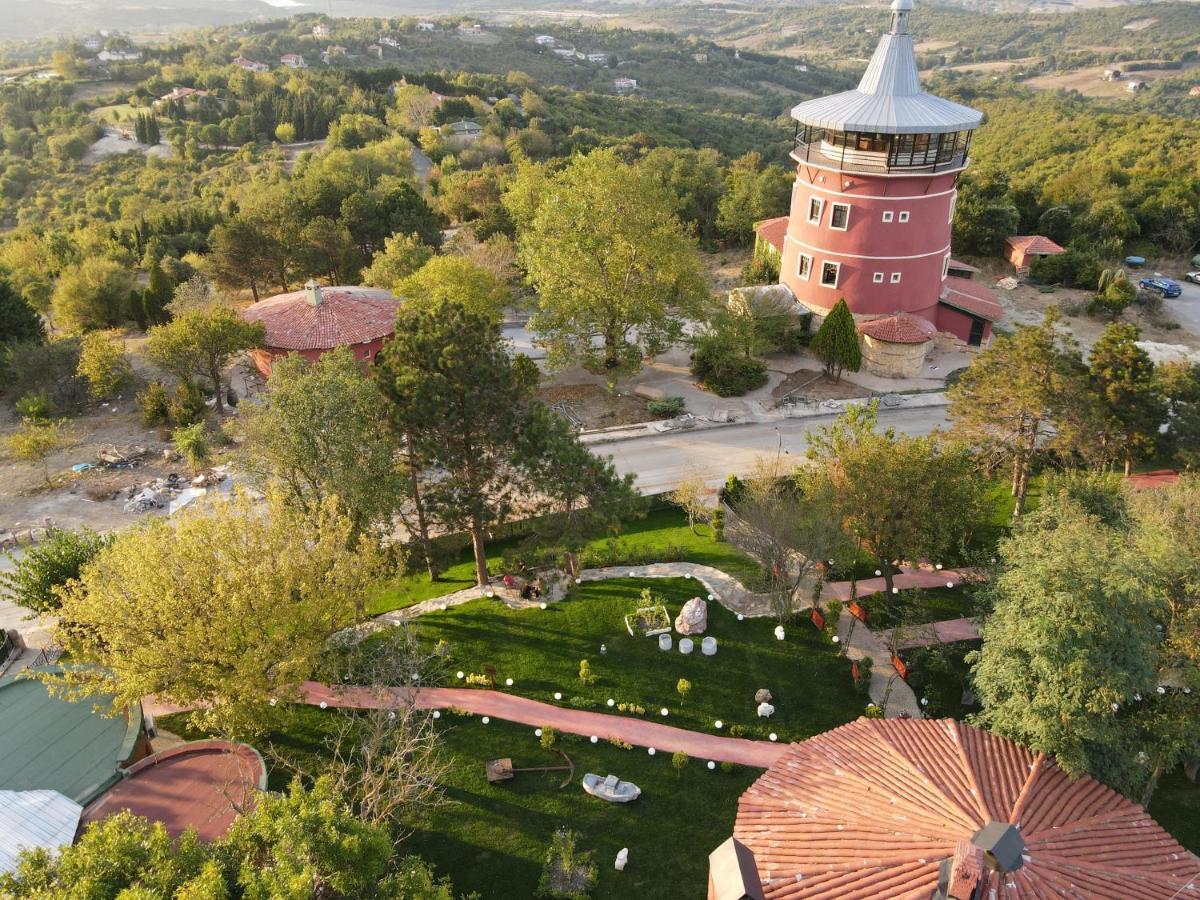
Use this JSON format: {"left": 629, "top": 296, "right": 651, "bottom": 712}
{"left": 1139, "top": 277, "right": 1183, "bottom": 298}
{"left": 1184, "top": 272, "right": 1200, "bottom": 285}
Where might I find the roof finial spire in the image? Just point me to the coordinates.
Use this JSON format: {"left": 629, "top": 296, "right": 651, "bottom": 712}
{"left": 889, "top": 0, "right": 913, "bottom": 35}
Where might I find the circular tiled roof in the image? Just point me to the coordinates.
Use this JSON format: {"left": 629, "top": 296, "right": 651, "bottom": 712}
{"left": 730, "top": 718, "right": 1200, "bottom": 899}
{"left": 241, "top": 284, "right": 400, "bottom": 352}
{"left": 859, "top": 312, "right": 937, "bottom": 344}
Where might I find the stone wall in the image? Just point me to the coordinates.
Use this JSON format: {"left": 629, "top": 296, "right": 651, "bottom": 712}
{"left": 860, "top": 335, "right": 930, "bottom": 378}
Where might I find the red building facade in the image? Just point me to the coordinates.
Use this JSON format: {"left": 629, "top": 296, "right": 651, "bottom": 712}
{"left": 775, "top": 0, "right": 1001, "bottom": 371}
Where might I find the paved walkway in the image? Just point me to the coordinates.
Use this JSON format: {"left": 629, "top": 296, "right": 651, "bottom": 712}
{"left": 823, "top": 565, "right": 979, "bottom": 602}
{"left": 144, "top": 682, "right": 788, "bottom": 768}
{"left": 891, "top": 617, "right": 981, "bottom": 651}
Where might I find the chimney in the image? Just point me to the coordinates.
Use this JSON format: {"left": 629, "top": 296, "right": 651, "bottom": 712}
{"left": 707, "top": 837, "right": 765, "bottom": 900}
{"left": 935, "top": 840, "right": 984, "bottom": 900}
{"left": 304, "top": 279, "right": 323, "bottom": 307}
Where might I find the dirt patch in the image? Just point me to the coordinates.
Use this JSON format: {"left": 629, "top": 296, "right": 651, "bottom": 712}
{"left": 769, "top": 367, "right": 873, "bottom": 402}
{"left": 538, "top": 383, "right": 651, "bottom": 429}
{"left": 1024, "top": 60, "right": 1199, "bottom": 97}
{"left": 1123, "top": 17, "right": 1158, "bottom": 30}
{"left": 701, "top": 248, "right": 753, "bottom": 295}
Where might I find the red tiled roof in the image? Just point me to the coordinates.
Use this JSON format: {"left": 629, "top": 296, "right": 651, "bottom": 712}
{"left": 947, "top": 258, "right": 980, "bottom": 273}
{"left": 754, "top": 216, "right": 789, "bottom": 254}
{"left": 859, "top": 312, "right": 936, "bottom": 344}
{"left": 82, "top": 741, "right": 266, "bottom": 842}
{"left": 241, "top": 285, "right": 400, "bottom": 351}
{"left": 1006, "top": 235, "right": 1066, "bottom": 256}
{"left": 941, "top": 275, "right": 1003, "bottom": 322}
{"left": 731, "top": 718, "right": 1200, "bottom": 899}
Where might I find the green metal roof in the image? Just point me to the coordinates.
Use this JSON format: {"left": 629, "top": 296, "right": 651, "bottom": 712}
{"left": 0, "top": 669, "right": 143, "bottom": 805}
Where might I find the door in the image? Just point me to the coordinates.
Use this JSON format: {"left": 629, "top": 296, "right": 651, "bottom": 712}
{"left": 968, "top": 317, "right": 986, "bottom": 347}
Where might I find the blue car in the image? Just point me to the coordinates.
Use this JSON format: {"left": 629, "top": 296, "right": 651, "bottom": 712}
{"left": 1139, "top": 277, "right": 1182, "bottom": 299}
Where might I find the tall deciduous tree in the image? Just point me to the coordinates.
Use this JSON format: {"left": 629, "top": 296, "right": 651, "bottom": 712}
{"left": 1087, "top": 323, "right": 1165, "bottom": 475}
{"left": 0, "top": 278, "right": 44, "bottom": 345}
{"left": 948, "top": 309, "right": 1091, "bottom": 516}
{"left": 377, "top": 298, "right": 533, "bottom": 586}
{"left": 361, "top": 232, "right": 434, "bottom": 289}
{"left": 807, "top": 400, "right": 984, "bottom": 597}
{"left": 206, "top": 216, "right": 281, "bottom": 301}
{"left": 398, "top": 255, "right": 508, "bottom": 324}
{"left": 715, "top": 152, "right": 792, "bottom": 244}
{"left": 45, "top": 491, "right": 381, "bottom": 734}
{"left": 50, "top": 256, "right": 133, "bottom": 332}
{"left": 240, "top": 347, "right": 403, "bottom": 541}
{"left": 509, "top": 149, "right": 707, "bottom": 388}
{"left": 146, "top": 306, "right": 264, "bottom": 413}
{"left": 809, "top": 298, "right": 861, "bottom": 381}
{"left": 0, "top": 527, "right": 109, "bottom": 614}
{"left": 1158, "top": 361, "right": 1200, "bottom": 471}
{"left": 970, "top": 496, "right": 1160, "bottom": 797}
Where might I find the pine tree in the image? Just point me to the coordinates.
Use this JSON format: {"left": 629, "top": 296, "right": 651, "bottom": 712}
{"left": 809, "top": 298, "right": 861, "bottom": 382}
{"left": 1087, "top": 323, "right": 1166, "bottom": 475}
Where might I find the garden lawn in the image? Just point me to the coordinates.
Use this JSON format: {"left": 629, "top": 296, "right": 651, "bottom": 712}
{"left": 401, "top": 576, "right": 864, "bottom": 741}
{"left": 1149, "top": 768, "right": 1200, "bottom": 855}
{"left": 367, "top": 507, "right": 766, "bottom": 615}
{"left": 160, "top": 708, "right": 761, "bottom": 900}
{"left": 861, "top": 585, "right": 978, "bottom": 632}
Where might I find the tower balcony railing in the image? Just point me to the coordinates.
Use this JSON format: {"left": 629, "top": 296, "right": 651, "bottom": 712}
{"left": 792, "top": 128, "right": 971, "bottom": 175}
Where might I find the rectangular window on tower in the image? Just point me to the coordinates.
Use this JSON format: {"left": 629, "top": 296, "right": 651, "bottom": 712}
{"left": 898, "top": 211, "right": 910, "bottom": 223}
{"left": 882, "top": 210, "right": 894, "bottom": 223}
{"left": 873, "top": 272, "right": 884, "bottom": 283}
{"left": 830, "top": 203, "right": 850, "bottom": 231}
{"left": 797, "top": 253, "right": 812, "bottom": 281}
{"left": 942, "top": 253, "right": 951, "bottom": 279}
{"left": 820, "top": 261, "right": 840, "bottom": 288}
{"left": 807, "top": 197, "right": 824, "bottom": 224}
{"left": 890, "top": 272, "right": 902, "bottom": 284}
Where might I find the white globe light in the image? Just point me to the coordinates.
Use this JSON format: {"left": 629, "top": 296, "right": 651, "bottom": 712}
{"left": 737, "top": 614, "right": 744, "bottom": 621}
{"left": 1111, "top": 702, "right": 1119, "bottom": 712}
{"left": 607, "top": 698, "right": 615, "bottom": 706}
{"left": 874, "top": 569, "right": 881, "bottom": 576}
{"left": 946, "top": 581, "right": 954, "bottom": 588}
{"left": 505, "top": 678, "right": 514, "bottom": 686}
{"left": 629, "top": 571, "right": 636, "bottom": 577}
{"left": 456, "top": 671, "right": 465, "bottom": 679}
{"left": 269, "top": 698, "right": 277, "bottom": 707}
{"left": 410, "top": 673, "right": 419, "bottom": 681}
{"left": 432, "top": 710, "right": 441, "bottom": 719}
{"left": 485, "top": 590, "right": 494, "bottom": 598}
{"left": 661, "top": 707, "right": 669, "bottom": 716}
{"left": 832, "top": 635, "right": 840, "bottom": 643}
{"left": 388, "top": 711, "right": 396, "bottom": 720}
{"left": 535, "top": 728, "right": 542, "bottom": 737}
{"left": 1158, "top": 686, "right": 1167, "bottom": 694}
{"left": 707, "top": 761, "right": 716, "bottom": 770}
{"left": 318, "top": 701, "right": 327, "bottom": 709}
{"left": 935, "top": 564, "right": 943, "bottom": 570}
{"left": 575, "top": 578, "right": 581, "bottom": 584}
{"left": 769, "top": 733, "right": 778, "bottom": 742}
{"left": 648, "top": 747, "right": 656, "bottom": 756}
{"left": 920, "top": 697, "right": 929, "bottom": 707}
{"left": 482, "top": 716, "right": 490, "bottom": 724}
{"left": 554, "top": 692, "right": 562, "bottom": 700}
{"left": 714, "top": 720, "right": 723, "bottom": 729}
{"left": 590, "top": 735, "right": 598, "bottom": 743}
{"left": 892, "top": 587, "right": 899, "bottom": 594}
{"left": 540, "top": 602, "right": 547, "bottom": 610}
{"left": 707, "top": 594, "right": 714, "bottom": 601}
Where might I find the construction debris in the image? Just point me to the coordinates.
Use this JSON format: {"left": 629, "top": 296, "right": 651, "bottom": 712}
{"left": 121, "top": 467, "right": 230, "bottom": 514}
{"left": 97, "top": 445, "right": 148, "bottom": 469}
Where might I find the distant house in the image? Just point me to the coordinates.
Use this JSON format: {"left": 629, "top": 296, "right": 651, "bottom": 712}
{"left": 280, "top": 53, "right": 306, "bottom": 69}
{"left": 97, "top": 49, "right": 142, "bottom": 63}
{"left": 380, "top": 35, "right": 401, "bottom": 48}
{"left": 753, "top": 216, "right": 788, "bottom": 269}
{"left": 534, "top": 35, "right": 556, "bottom": 46}
{"left": 367, "top": 43, "right": 384, "bottom": 59}
{"left": 233, "top": 56, "right": 269, "bottom": 73}
{"left": 693, "top": 52, "right": 708, "bottom": 63}
{"left": 1101, "top": 67, "right": 1122, "bottom": 81}
{"left": 82, "top": 33, "right": 104, "bottom": 52}
{"left": 1005, "top": 235, "right": 1066, "bottom": 276}
{"left": 795, "top": 63, "right": 809, "bottom": 72}
{"left": 614, "top": 77, "right": 638, "bottom": 94}
{"left": 321, "top": 45, "right": 348, "bottom": 65}
{"left": 311, "top": 22, "right": 331, "bottom": 39}
{"left": 416, "top": 21, "right": 437, "bottom": 32}
{"left": 445, "top": 119, "right": 484, "bottom": 148}
{"left": 1189, "top": 85, "right": 1200, "bottom": 97}
{"left": 552, "top": 47, "right": 578, "bottom": 59}
{"left": 157, "top": 86, "right": 211, "bottom": 105}
{"left": 586, "top": 52, "right": 610, "bottom": 64}
{"left": 458, "top": 23, "right": 483, "bottom": 35}
{"left": 1126, "top": 79, "right": 1148, "bottom": 92}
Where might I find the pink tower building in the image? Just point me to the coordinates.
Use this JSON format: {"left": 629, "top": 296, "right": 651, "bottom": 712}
{"left": 773, "top": 0, "right": 1002, "bottom": 376}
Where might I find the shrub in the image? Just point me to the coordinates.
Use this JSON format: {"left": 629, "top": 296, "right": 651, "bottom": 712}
{"left": 1029, "top": 248, "right": 1101, "bottom": 290}
{"left": 536, "top": 828, "right": 598, "bottom": 900}
{"left": 607, "top": 737, "right": 633, "bottom": 750}
{"left": 465, "top": 673, "right": 493, "bottom": 687}
{"left": 853, "top": 655, "right": 874, "bottom": 694}
{"left": 539, "top": 726, "right": 557, "bottom": 749}
{"left": 173, "top": 422, "right": 211, "bottom": 471}
{"left": 671, "top": 750, "right": 690, "bottom": 777}
{"left": 168, "top": 381, "right": 208, "bottom": 427}
{"left": 719, "top": 761, "right": 738, "bottom": 774}
{"left": 723, "top": 474, "right": 745, "bottom": 505}
{"left": 578, "top": 659, "right": 595, "bottom": 685}
{"left": 1089, "top": 276, "right": 1135, "bottom": 320}
{"left": 646, "top": 396, "right": 686, "bottom": 418}
{"left": 676, "top": 677, "right": 692, "bottom": 705}
{"left": 137, "top": 382, "right": 171, "bottom": 428}
{"left": 616, "top": 702, "right": 645, "bottom": 715}
{"left": 712, "top": 505, "right": 725, "bottom": 542}
{"left": 14, "top": 391, "right": 55, "bottom": 422}
{"left": 0, "top": 527, "right": 110, "bottom": 613}
{"left": 76, "top": 330, "right": 132, "bottom": 401}
{"left": 741, "top": 253, "right": 779, "bottom": 285}
{"left": 864, "top": 703, "right": 885, "bottom": 719}
{"left": 690, "top": 336, "right": 767, "bottom": 397}
{"left": 566, "top": 695, "right": 596, "bottom": 709}
{"left": 727, "top": 724, "right": 747, "bottom": 738}
{"left": 1, "top": 338, "right": 87, "bottom": 414}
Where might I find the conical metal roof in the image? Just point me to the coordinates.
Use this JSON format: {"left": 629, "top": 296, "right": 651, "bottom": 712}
{"left": 791, "top": 0, "right": 982, "bottom": 135}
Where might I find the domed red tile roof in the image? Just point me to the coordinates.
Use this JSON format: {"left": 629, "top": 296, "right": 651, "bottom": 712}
{"left": 241, "top": 284, "right": 400, "bottom": 351}
{"left": 730, "top": 718, "right": 1199, "bottom": 899}
{"left": 859, "top": 312, "right": 936, "bottom": 344}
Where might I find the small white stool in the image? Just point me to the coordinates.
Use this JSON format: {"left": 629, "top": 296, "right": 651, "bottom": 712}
{"left": 658, "top": 633, "right": 673, "bottom": 651}
{"left": 679, "top": 638, "right": 694, "bottom": 655}
{"left": 701, "top": 636, "right": 717, "bottom": 656}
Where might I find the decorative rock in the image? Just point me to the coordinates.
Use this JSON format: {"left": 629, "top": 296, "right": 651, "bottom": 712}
{"left": 757, "top": 702, "right": 775, "bottom": 718}
{"left": 755, "top": 689, "right": 773, "bottom": 704}
{"left": 774, "top": 625, "right": 786, "bottom": 641}
{"left": 674, "top": 597, "right": 708, "bottom": 635}
{"left": 615, "top": 848, "right": 629, "bottom": 872}
{"left": 658, "top": 633, "right": 673, "bottom": 652}
{"left": 701, "top": 636, "right": 717, "bottom": 656}
{"left": 679, "top": 638, "right": 694, "bottom": 655}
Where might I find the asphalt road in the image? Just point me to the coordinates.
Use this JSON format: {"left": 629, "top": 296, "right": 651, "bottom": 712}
{"left": 600, "top": 405, "right": 951, "bottom": 495}
{"left": 1164, "top": 277, "right": 1200, "bottom": 337}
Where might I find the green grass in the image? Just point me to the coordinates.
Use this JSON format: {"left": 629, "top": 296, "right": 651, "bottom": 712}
{"left": 902, "top": 642, "right": 978, "bottom": 721}
{"left": 862, "top": 585, "right": 978, "bottom": 632}
{"left": 367, "top": 508, "right": 767, "bottom": 615}
{"left": 1149, "top": 768, "right": 1200, "bottom": 855}
{"left": 400, "top": 576, "right": 863, "bottom": 740}
{"left": 162, "top": 707, "right": 761, "bottom": 899}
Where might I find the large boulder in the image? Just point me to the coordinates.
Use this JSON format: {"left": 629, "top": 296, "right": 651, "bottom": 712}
{"left": 674, "top": 597, "right": 707, "bottom": 635}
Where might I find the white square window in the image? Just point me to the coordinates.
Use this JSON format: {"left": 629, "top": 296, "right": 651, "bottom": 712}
{"left": 873, "top": 272, "right": 884, "bottom": 283}
{"left": 881, "top": 211, "right": 894, "bottom": 223}
{"left": 942, "top": 253, "right": 951, "bottom": 279}
{"left": 898, "top": 211, "right": 910, "bottom": 223}
{"left": 890, "top": 272, "right": 902, "bottom": 284}
{"left": 830, "top": 203, "right": 850, "bottom": 231}
{"left": 797, "top": 253, "right": 813, "bottom": 281}
{"left": 820, "top": 261, "right": 840, "bottom": 288}
{"left": 807, "top": 197, "right": 824, "bottom": 224}
{"left": 948, "top": 195, "right": 957, "bottom": 225}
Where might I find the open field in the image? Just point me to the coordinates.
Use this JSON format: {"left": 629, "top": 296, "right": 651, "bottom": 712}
{"left": 1024, "top": 60, "right": 1200, "bottom": 96}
